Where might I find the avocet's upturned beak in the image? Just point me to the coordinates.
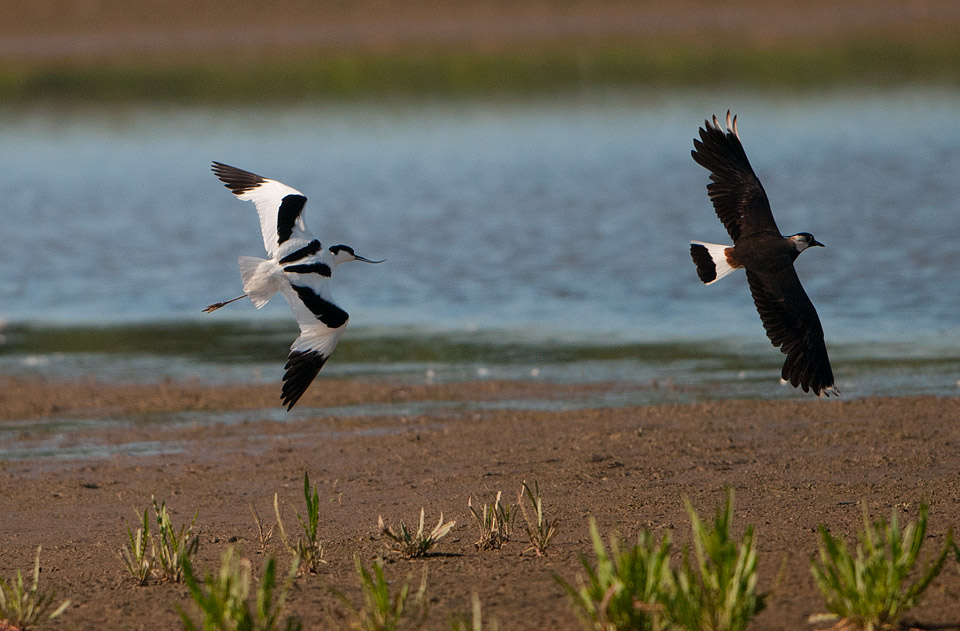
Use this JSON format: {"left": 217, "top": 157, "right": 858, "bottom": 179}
{"left": 355, "top": 255, "right": 385, "bottom": 264}
{"left": 812, "top": 239, "right": 825, "bottom": 248}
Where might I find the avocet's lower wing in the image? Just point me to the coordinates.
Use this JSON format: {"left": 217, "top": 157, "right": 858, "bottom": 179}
{"left": 279, "top": 282, "right": 349, "bottom": 410}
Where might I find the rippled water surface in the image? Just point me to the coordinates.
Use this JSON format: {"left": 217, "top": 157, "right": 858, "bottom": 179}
{"left": 1, "top": 89, "right": 959, "bottom": 399}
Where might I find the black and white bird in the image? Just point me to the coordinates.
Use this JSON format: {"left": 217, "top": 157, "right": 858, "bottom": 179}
{"left": 204, "top": 162, "right": 383, "bottom": 410}
{"left": 689, "top": 112, "right": 837, "bottom": 396}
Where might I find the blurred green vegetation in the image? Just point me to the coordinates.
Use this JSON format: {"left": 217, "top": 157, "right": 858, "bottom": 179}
{"left": 0, "top": 321, "right": 722, "bottom": 364}
{"left": 4, "top": 323, "right": 959, "bottom": 378}
{"left": 2, "top": 35, "right": 959, "bottom": 103}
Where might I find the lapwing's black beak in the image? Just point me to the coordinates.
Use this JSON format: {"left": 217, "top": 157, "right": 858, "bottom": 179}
{"left": 355, "top": 255, "right": 385, "bottom": 264}
{"left": 812, "top": 239, "right": 825, "bottom": 248}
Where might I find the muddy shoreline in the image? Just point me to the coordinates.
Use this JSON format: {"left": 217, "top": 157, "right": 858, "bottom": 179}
{"left": 1, "top": 380, "right": 959, "bottom": 629}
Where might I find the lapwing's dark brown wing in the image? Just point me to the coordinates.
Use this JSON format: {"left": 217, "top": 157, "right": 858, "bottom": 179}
{"left": 691, "top": 112, "right": 780, "bottom": 243}
{"left": 745, "top": 268, "right": 837, "bottom": 396}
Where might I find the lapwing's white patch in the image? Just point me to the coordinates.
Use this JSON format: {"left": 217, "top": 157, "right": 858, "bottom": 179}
{"left": 690, "top": 241, "right": 738, "bottom": 285}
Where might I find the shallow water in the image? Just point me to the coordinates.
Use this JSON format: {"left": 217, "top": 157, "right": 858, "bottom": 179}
{"left": 1, "top": 88, "right": 959, "bottom": 400}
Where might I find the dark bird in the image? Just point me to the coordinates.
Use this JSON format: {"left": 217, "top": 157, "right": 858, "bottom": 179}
{"left": 689, "top": 112, "right": 837, "bottom": 396}
{"left": 204, "top": 162, "right": 383, "bottom": 410}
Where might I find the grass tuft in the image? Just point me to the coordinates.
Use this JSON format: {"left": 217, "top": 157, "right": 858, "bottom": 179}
{"left": 0, "top": 546, "right": 70, "bottom": 630}
{"left": 518, "top": 481, "right": 559, "bottom": 556}
{"left": 250, "top": 503, "right": 276, "bottom": 553}
{"left": 118, "top": 497, "right": 199, "bottom": 585}
{"left": 179, "top": 547, "right": 302, "bottom": 631}
{"left": 810, "top": 502, "right": 952, "bottom": 631}
{"left": 275, "top": 472, "right": 326, "bottom": 574}
{"left": 450, "top": 593, "right": 498, "bottom": 631}
{"left": 153, "top": 497, "right": 200, "bottom": 584}
{"left": 468, "top": 491, "right": 512, "bottom": 551}
{"left": 118, "top": 507, "right": 155, "bottom": 585}
{"left": 338, "top": 556, "right": 428, "bottom": 631}
{"left": 379, "top": 508, "right": 455, "bottom": 558}
{"left": 666, "top": 490, "right": 765, "bottom": 631}
{"left": 558, "top": 518, "right": 671, "bottom": 631}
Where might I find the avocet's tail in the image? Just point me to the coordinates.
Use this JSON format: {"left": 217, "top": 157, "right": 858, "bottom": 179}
{"left": 238, "top": 256, "right": 283, "bottom": 308}
{"left": 690, "top": 241, "right": 738, "bottom": 285}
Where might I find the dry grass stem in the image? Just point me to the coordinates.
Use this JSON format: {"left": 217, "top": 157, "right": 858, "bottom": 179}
{"left": 518, "top": 481, "right": 559, "bottom": 556}
{"left": 468, "top": 491, "right": 512, "bottom": 551}
{"left": 379, "top": 508, "right": 455, "bottom": 558}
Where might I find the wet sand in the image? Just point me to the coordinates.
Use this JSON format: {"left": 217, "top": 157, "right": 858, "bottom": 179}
{"left": 1, "top": 378, "right": 959, "bottom": 629}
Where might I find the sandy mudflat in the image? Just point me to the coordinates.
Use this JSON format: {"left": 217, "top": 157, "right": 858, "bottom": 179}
{"left": 3, "top": 0, "right": 960, "bottom": 61}
{"left": 1, "top": 378, "right": 959, "bottom": 629}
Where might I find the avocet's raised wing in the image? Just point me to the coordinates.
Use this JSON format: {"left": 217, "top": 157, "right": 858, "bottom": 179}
{"left": 212, "top": 162, "right": 314, "bottom": 258}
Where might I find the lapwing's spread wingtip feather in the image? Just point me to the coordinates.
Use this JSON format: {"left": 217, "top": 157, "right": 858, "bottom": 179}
{"left": 821, "top": 386, "right": 841, "bottom": 398}
{"left": 691, "top": 112, "right": 780, "bottom": 243}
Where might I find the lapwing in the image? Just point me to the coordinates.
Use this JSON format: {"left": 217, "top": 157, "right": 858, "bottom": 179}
{"left": 204, "top": 162, "right": 383, "bottom": 410}
{"left": 689, "top": 112, "right": 837, "bottom": 396}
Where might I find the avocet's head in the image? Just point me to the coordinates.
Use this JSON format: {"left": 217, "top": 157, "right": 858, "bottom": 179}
{"left": 329, "top": 244, "right": 385, "bottom": 266}
{"left": 789, "top": 232, "right": 824, "bottom": 253}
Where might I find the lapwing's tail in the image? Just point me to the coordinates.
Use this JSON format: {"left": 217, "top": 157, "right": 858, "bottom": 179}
{"left": 690, "top": 241, "right": 738, "bottom": 285}
{"left": 238, "top": 256, "right": 282, "bottom": 308}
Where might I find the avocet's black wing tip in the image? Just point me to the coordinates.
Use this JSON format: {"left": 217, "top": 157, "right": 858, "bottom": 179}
{"left": 211, "top": 161, "right": 266, "bottom": 196}
{"left": 281, "top": 349, "right": 329, "bottom": 411}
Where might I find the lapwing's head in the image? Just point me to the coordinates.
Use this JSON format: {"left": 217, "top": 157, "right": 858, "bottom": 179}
{"left": 789, "top": 232, "right": 824, "bottom": 253}
{"left": 329, "top": 244, "right": 385, "bottom": 266}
